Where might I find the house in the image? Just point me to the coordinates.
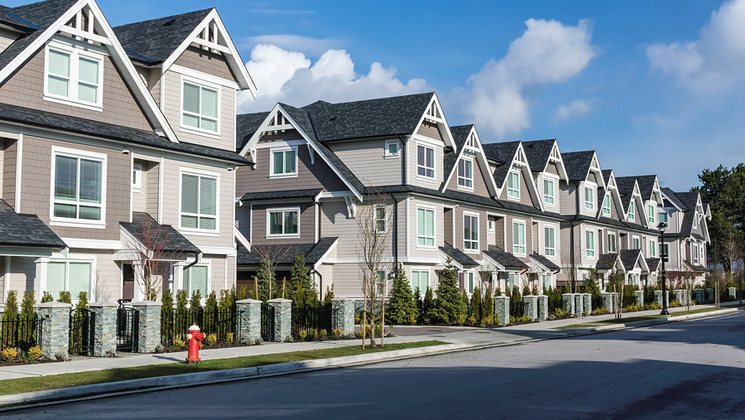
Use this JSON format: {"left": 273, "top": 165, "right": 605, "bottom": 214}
{"left": 660, "top": 188, "right": 710, "bottom": 286}
{"left": 0, "top": 0, "right": 254, "bottom": 303}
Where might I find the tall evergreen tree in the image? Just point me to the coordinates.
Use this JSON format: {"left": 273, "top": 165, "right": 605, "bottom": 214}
{"left": 482, "top": 288, "right": 493, "bottom": 321}
{"left": 20, "top": 291, "right": 35, "bottom": 321}
{"left": 459, "top": 290, "right": 469, "bottom": 323}
{"left": 430, "top": 258, "right": 461, "bottom": 324}
{"left": 510, "top": 285, "right": 523, "bottom": 318}
{"left": 289, "top": 251, "right": 311, "bottom": 302}
{"left": 470, "top": 286, "right": 482, "bottom": 322}
{"left": 422, "top": 287, "right": 435, "bottom": 323}
{"left": 388, "top": 265, "right": 419, "bottom": 325}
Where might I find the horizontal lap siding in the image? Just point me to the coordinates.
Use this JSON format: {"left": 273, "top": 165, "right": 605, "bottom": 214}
{"left": 251, "top": 203, "right": 315, "bottom": 246}
{"left": 146, "top": 163, "right": 159, "bottom": 217}
{"left": 175, "top": 46, "right": 235, "bottom": 82}
{"left": 560, "top": 184, "right": 577, "bottom": 215}
{"left": 2, "top": 140, "right": 15, "bottom": 207}
{"left": 505, "top": 214, "right": 533, "bottom": 258}
{"left": 329, "top": 263, "right": 361, "bottom": 298}
{"left": 321, "top": 199, "right": 369, "bottom": 260}
{"left": 94, "top": 252, "right": 122, "bottom": 302}
{"left": 408, "top": 197, "right": 444, "bottom": 260}
{"left": 445, "top": 153, "right": 491, "bottom": 198}
{"left": 454, "top": 206, "right": 486, "bottom": 260}
{"left": 132, "top": 165, "right": 147, "bottom": 213}
{"left": 407, "top": 138, "right": 444, "bottom": 189}
{"left": 0, "top": 258, "right": 4, "bottom": 303}
{"left": 329, "top": 138, "right": 401, "bottom": 187}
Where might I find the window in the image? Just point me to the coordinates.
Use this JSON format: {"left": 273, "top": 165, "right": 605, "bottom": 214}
{"left": 628, "top": 202, "right": 636, "bottom": 221}
{"left": 544, "top": 226, "right": 555, "bottom": 257}
{"left": 464, "top": 213, "right": 479, "bottom": 251}
{"left": 417, "top": 207, "right": 435, "bottom": 247}
{"left": 648, "top": 204, "right": 655, "bottom": 225}
{"left": 693, "top": 212, "right": 698, "bottom": 229}
{"left": 659, "top": 211, "right": 668, "bottom": 224}
{"left": 586, "top": 230, "right": 595, "bottom": 257}
{"left": 132, "top": 163, "right": 142, "bottom": 191}
{"left": 270, "top": 147, "right": 297, "bottom": 177}
{"left": 52, "top": 149, "right": 105, "bottom": 223}
{"left": 375, "top": 205, "right": 386, "bottom": 233}
{"left": 457, "top": 158, "right": 473, "bottom": 189}
{"left": 633, "top": 237, "right": 640, "bottom": 249}
{"left": 661, "top": 243, "right": 669, "bottom": 262}
{"left": 488, "top": 218, "right": 495, "bottom": 232}
{"left": 459, "top": 271, "right": 474, "bottom": 294}
{"left": 184, "top": 265, "right": 209, "bottom": 298}
{"left": 507, "top": 172, "right": 520, "bottom": 199}
{"left": 182, "top": 81, "right": 218, "bottom": 133}
{"left": 267, "top": 208, "right": 299, "bottom": 237}
{"left": 384, "top": 140, "right": 400, "bottom": 158}
{"left": 602, "top": 195, "right": 611, "bottom": 216}
{"left": 584, "top": 187, "right": 594, "bottom": 210}
{"left": 417, "top": 145, "right": 435, "bottom": 179}
{"left": 411, "top": 270, "right": 430, "bottom": 294}
{"left": 649, "top": 240, "right": 656, "bottom": 257}
{"left": 543, "top": 179, "right": 555, "bottom": 205}
{"left": 608, "top": 233, "right": 616, "bottom": 253}
{"left": 376, "top": 271, "right": 387, "bottom": 294}
{"left": 46, "top": 261, "right": 92, "bottom": 301}
{"left": 693, "top": 244, "right": 699, "bottom": 263}
{"left": 46, "top": 45, "right": 102, "bottom": 107}
{"left": 513, "top": 221, "right": 526, "bottom": 255}
{"left": 181, "top": 172, "right": 217, "bottom": 231}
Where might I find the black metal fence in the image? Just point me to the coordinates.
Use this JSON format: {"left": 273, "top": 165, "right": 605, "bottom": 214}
{"left": 161, "top": 309, "right": 237, "bottom": 346}
{"left": 117, "top": 306, "right": 139, "bottom": 352}
{"left": 0, "top": 316, "right": 42, "bottom": 352}
{"left": 292, "top": 305, "right": 332, "bottom": 337}
{"left": 261, "top": 302, "right": 274, "bottom": 341}
{"left": 69, "top": 308, "right": 94, "bottom": 356}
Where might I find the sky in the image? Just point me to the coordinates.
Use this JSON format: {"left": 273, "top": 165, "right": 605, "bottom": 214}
{"left": 8, "top": 0, "right": 745, "bottom": 191}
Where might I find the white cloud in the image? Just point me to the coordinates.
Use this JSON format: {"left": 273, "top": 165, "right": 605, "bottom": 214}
{"left": 647, "top": 0, "right": 745, "bottom": 91}
{"left": 456, "top": 18, "right": 596, "bottom": 139}
{"left": 241, "top": 34, "right": 341, "bottom": 57}
{"left": 554, "top": 98, "right": 594, "bottom": 123}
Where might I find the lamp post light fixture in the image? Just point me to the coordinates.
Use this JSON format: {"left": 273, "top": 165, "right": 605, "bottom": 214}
{"left": 657, "top": 221, "right": 670, "bottom": 316}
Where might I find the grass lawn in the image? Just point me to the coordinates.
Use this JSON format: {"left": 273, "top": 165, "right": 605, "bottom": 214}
{"left": 669, "top": 306, "right": 740, "bottom": 317}
{"left": 0, "top": 341, "right": 445, "bottom": 396}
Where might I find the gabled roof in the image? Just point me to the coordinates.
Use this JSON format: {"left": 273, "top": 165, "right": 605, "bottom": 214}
{"left": 661, "top": 187, "right": 688, "bottom": 211}
{"left": 529, "top": 252, "right": 560, "bottom": 273}
{"left": 620, "top": 249, "right": 649, "bottom": 273}
{"left": 240, "top": 188, "right": 323, "bottom": 202}
{"left": 615, "top": 176, "right": 639, "bottom": 213}
{"left": 441, "top": 125, "right": 499, "bottom": 196}
{"left": 646, "top": 258, "right": 661, "bottom": 272}
{"left": 0, "top": 4, "right": 38, "bottom": 31}
{"left": 596, "top": 253, "right": 620, "bottom": 271}
{"left": 635, "top": 175, "right": 658, "bottom": 201}
{"left": 0, "top": 199, "right": 66, "bottom": 249}
{"left": 676, "top": 191, "right": 701, "bottom": 237}
{"left": 237, "top": 237, "right": 338, "bottom": 266}
{"left": 484, "top": 246, "right": 528, "bottom": 271}
{"left": 521, "top": 140, "right": 555, "bottom": 172}
{"left": 443, "top": 125, "right": 472, "bottom": 178}
{"left": 120, "top": 212, "right": 200, "bottom": 254}
{"left": 561, "top": 151, "right": 596, "bottom": 182}
{"left": 481, "top": 141, "right": 519, "bottom": 181}
{"left": 440, "top": 243, "right": 478, "bottom": 268}
{"left": 235, "top": 112, "right": 270, "bottom": 151}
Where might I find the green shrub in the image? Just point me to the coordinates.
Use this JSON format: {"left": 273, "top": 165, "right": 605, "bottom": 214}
{"left": 470, "top": 287, "right": 482, "bottom": 322}
{"left": 669, "top": 300, "right": 681, "bottom": 308}
{"left": 225, "top": 332, "right": 234, "bottom": 343}
{"left": 205, "top": 333, "right": 217, "bottom": 346}
{"left": 594, "top": 307, "right": 610, "bottom": 315}
{"left": 319, "top": 329, "right": 328, "bottom": 339}
{"left": 297, "top": 330, "right": 308, "bottom": 341}
{"left": 510, "top": 286, "right": 523, "bottom": 318}
{"left": 481, "top": 288, "right": 493, "bottom": 321}
{"left": 27, "top": 346, "right": 43, "bottom": 360}
{"left": 308, "top": 329, "right": 318, "bottom": 340}
{"left": 388, "top": 265, "right": 419, "bottom": 325}
{"left": 41, "top": 291, "right": 54, "bottom": 303}
{"left": 624, "top": 304, "right": 642, "bottom": 312}
{"left": 332, "top": 328, "right": 342, "bottom": 339}
{"left": 553, "top": 308, "right": 571, "bottom": 319}
{"left": 57, "top": 291, "right": 72, "bottom": 304}
{"left": 172, "top": 338, "right": 186, "bottom": 348}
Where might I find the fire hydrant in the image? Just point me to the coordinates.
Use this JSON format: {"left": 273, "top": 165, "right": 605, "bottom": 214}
{"left": 185, "top": 324, "right": 205, "bottom": 364}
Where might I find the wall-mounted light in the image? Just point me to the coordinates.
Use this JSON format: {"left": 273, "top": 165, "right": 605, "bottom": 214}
{"left": 122, "top": 149, "right": 130, "bottom": 155}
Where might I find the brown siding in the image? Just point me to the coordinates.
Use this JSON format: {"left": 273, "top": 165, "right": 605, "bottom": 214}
{"left": 445, "top": 154, "right": 491, "bottom": 198}
{"left": 443, "top": 207, "right": 453, "bottom": 246}
{"left": 251, "top": 203, "right": 315, "bottom": 246}
{"left": 175, "top": 45, "right": 235, "bottom": 81}
{"left": 416, "top": 120, "right": 441, "bottom": 141}
{"left": 545, "top": 162, "right": 559, "bottom": 176}
{"left": 3, "top": 139, "right": 16, "bottom": 207}
{"left": 0, "top": 48, "right": 152, "bottom": 131}
{"left": 146, "top": 162, "right": 159, "bottom": 217}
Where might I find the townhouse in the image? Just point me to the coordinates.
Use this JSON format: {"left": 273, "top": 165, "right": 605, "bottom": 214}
{"left": 0, "top": 0, "right": 254, "bottom": 303}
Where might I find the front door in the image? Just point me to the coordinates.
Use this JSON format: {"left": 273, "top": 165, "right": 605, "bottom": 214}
{"left": 122, "top": 264, "right": 135, "bottom": 301}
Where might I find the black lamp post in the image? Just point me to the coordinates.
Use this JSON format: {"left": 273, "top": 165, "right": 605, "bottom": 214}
{"left": 657, "top": 221, "right": 670, "bottom": 316}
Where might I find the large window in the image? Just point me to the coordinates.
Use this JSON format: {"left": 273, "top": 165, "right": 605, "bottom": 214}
{"left": 648, "top": 204, "right": 656, "bottom": 225}
{"left": 184, "top": 265, "right": 209, "bottom": 298}
{"left": 52, "top": 149, "right": 105, "bottom": 223}
{"left": 182, "top": 81, "right": 219, "bottom": 133}
{"left": 181, "top": 172, "right": 217, "bottom": 230}
{"left": 46, "top": 261, "right": 92, "bottom": 301}
{"left": 661, "top": 243, "right": 669, "bottom": 262}
{"left": 513, "top": 220, "right": 526, "bottom": 255}
{"left": 270, "top": 148, "right": 297, "bottom": 177}
{"left": 649, "top": 239, "right": 657, "bottom": 257}
{"left": 659, "top": 211, "right": 668, "bottom": 224}
{"left": 693, "top": 244, "right": 699, "bottom": 263}
{"left": 586, "top": 230, "right": 595, "bottom": 257}
{"left": 417, "top": 207, "right": 435, "bottom": 247}
{"left": 602, "top": 195, "right": 611, "bottom": 216}
{"left": 417, "top": 145, "right": 435, "bottom": 179}
{"left": 507, "top": 172, "right": 520, "bottom": 199}
{"left": 608, "top": 233, "right": 616, "bottom": 253}
{"left": 464, "top": 213, "right": 479, "bottom": 251}
{"left": 544, "top": 226, "right": 555, "bottom": 257}
{"left": 543, "top": 179, "right": 555, "bottom": 205}
{"left": 457, "top": 158, "right": 473, "bottom": 189}
{"left": 411, "top": 270, "right": 429, "bottom": 294}
{"left": 584, "top": 187, "right": 595, "bottom": 210}
{"left": 628, "top": 202, "right": 636, "bottom": 221}
{"left": 46, "top": 45, "right": 102, "bottom": 107}
{"left": 375, "top": 205, "right": 386, "bottom": 233}
{"left": 268, "top": 208, "right": 299, "bottom": 237}
{"left": 459, "top": 271, "right": 474, "bottom": 294}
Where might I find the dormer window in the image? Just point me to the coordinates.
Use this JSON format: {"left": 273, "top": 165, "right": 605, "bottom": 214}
{"left": 602, "top": 195, "right": 611, "bottom": 216}
{"left": 270, "top": 147, "right": 297, "bottom": 178}
{"left": 692, "top": 212, "right": 698, "bottom": 229}
{"left": 182, "top": 80, "right": 219, "bottom": 134}
{"left": 457, "top": 158, "right": 473, "bottom": 190}
{"left": 628, "top": 201, "right": 635, "bottom": 222}
{"left": 584, "top": 187, "right": 595, "bottom": 210}
{"left": 417, "top": 144, "right": 435, "bottom": 179}
{"left": 507, "top": 172, "right": 520, "bottom": 199}
{"left": 543, "top": 178, "right": 555, "bottom": 205}
{"left": 45, "top": 44, "right": 103, "bottom": 109}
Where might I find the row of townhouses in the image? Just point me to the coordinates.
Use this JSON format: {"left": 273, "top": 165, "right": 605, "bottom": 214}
{"left": 0, "top": 0, "right": 710, "bottom": 305}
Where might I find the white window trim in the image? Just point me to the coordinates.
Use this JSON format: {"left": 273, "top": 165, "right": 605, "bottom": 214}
{"left": 585, "top": 229, "right": 596, "bottom": 258}
{"left": 181, "top": 260, "right": 212, "bottom": 300}
{"left": 132, "top": 162, "right": 142, "bottom": 192}
{"left": 649, "top": 239, "right": 657, "bottom": 257}
{"left": 608, "top": 232, "right": 617, "bottom": 253}
{"left": 544, "top": 225, "right": 556, "bottom": 257}
{"left": 543, "top": 176, "right": 557, "bottom": 206}
{"left": 384, "top": 139, "right": 400, "bottom": 159}
{"left": 507, "top": 171, "right": 520, "bottom": 201}
{"left": 178, "top": 167, "right": 220, "bottom": 235}
{"left": 416, "top": 205, "right": 436, "bottom": 249}
{"left": 463, "top": 211, "right": 479, "bottom": 253}
{"left": 374, "top": 204, "right": 387, "bottom": 234}
{"left": 266, "top": 207, "right": 301, "bottom": 238}
{"left": 647, "top": 203, "right": 656, "bottom": 225}
{"left": 180, "top": 74, "right": 221, "bottom": 137}
{"left": 628, "top": 201, "right": 636, "bottom": 221}
{"left": 269, "top": 146, "right": 298, "bottom": 179}
{"left": 512, "top": 218, "right": 526, "bottom": 256}
{"left": 49, "top": 145, "right": 107, "bottom": 229}
{"left": 416, "top": 143, "right": 436, "bottom": 181}
{"left": 457, "top": 157, "right": 474, "bottom": 191}
{"left": 584, "top": 185, "right": 595, "bottom": 211}
{"left": 487, "top": 218, "right": 495, "bottom": 232}
{"left": 632, "top": 235, "right": 640, "bottom": 249}
{"left": 693, "top": 212, "right": 698, "bottom": 229}
{"left": 602, "top": 194, "right": 611, "bottom": 216}
{"left": 42, "top": 256, "right": 97, "bottom": 302}
{"left": 44, "top": 41, "right": 104, "bottom": 111}
{"left": 411, "top": 269, "right": 430, "bottom": 293}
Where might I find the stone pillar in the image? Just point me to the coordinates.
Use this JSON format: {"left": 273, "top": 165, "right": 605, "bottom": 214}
{"left": 89, "top": 302, "right": 117, "bottom": 357}
{"left": 494, "top": 295, "right": 510, "bottom": 325}
{"left": 635, "top": 290, "right": 644, "bottom": 308}
{"left": 523, "top": 296, "right": 537, "bottom": 321}
{"left": 654, "top": 290, "right": 669, "bottom": 308}
{"left": 672, "top": 289, "right": 685, "bottom": 306}
{"left": 562, "top": 293, "right": 575, "bottom": 315}
{"left": 268, "top": 298, "right": 292, "bottom": 342}
{"left": 693, "top": 289, "right": 705, "bottom": 304}
{"left": 537, "top": 295, "right": 549, "bottom": 321}
{"left": 705, "top": 288, "right": 714, "bottom": 303}
{"left": 601, "top": 293, "right": 614, "bottom": 313}
{"left": 35, "top": 302, "right": 72, "bottom": 360}
{"left": 581, "top": 293, "right": 592, "bottom": 316}
{"left": 131, "top": 301, "right": 161, "bottom": 353}
{"left": 236, "top": 299, "right": 262, "bottom": 344}
{"left": 729, "top": 287, "right": 736, "bottom": 298}
{"left": 331, "top": 298, "right": 355, "bottom": 338}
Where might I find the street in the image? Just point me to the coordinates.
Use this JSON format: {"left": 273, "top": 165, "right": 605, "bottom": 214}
{"left": 4, "top": 311, "right": 745, "bottom": 420}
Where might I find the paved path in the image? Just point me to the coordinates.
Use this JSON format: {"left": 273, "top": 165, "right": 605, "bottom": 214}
{"left": 6, "top": 309, "right": 745, "bottom": 419}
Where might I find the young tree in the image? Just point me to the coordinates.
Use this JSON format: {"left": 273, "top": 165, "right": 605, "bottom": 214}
{"left": 560, "top": 247, "right": 581, "bottom": 293}
{"left": 254, "top": 245, "right": 293, "bottom": 301}
{"left": 608, "top": 270, "right": 625, "bottom": 320}
{"left": 422, "top": 287, "right": 434, "bottom": 324}
{"left": 470, "top": 286, "right": 482, "bottom": 322}
{"left": 482, "top": 287, "right": 493, "bottom": 323}
{"left": 388, "top": 264, "right": 419, "bottom": 325}
{"left": 429, "top": 258, "right": 461, "bottom": 324}
{"left": 255, "top": 257, "right": 276, "bottom": 302}
{"left": 125, "top": 219, "right": 183, "bottom": 301}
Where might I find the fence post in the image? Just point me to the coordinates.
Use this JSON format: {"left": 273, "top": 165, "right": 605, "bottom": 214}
{"left": 236, "top": 299, "right": 262, "bottom": 344}
{"left": 35, "top": 302, "right": 71, "bottom": 360}
{"left": 601, "top": 292, "right": 614, "bottom": 313}
{"left": 268, "top": 298, "right": 292, "bottom": 342}
{"left": 331, "top": 298, "right": 355, "bottom": 338}
{"left": 562, "top": 293, "right": 575, "bottom": 315}
{"left": 131, "top": 301, "right": 161, "bottom": 353}
{"left": 654, "top": 290, "right": 669, "bottom": 308}
{"left": 635, "top": 290, "right": 644, "bottom": 308}
{"left": 523, "top": 296, "right": 537, "bottom": 321}
{"left": 537, "top": 295, "right": 548, "bottom": 321}
{"left": 494, "top": 295, "right": 510, "bottom": 325}
{"left": 581, "top": 293, "right": 592, "bottom": 316}
{"left": 88, "top": 302, "right": 117, "bottom": 357}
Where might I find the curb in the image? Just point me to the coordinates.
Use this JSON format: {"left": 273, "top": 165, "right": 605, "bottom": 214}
{"left": 592, "top": 307, "right": 739, "bottom": 331}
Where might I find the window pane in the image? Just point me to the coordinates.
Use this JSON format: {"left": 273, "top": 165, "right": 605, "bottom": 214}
{"left": 181, "top": 215, "right": 198, "bottom": 229}
{"left": 201, "top": 118, "right": 217, "bottom": 132}
{"left": 273, "top": 151, "right": 284, "bottom": 174}
{"left": 78, "top": 57, "right": 99, "bottom": 84}
{"left": 200, "top": 216, "right": 216, "bottom": 230}
{"left": 54, "top": 203, "right": 77, "bottom": 218}
{"left": 183, "top": 114, "right": 200, "bottom": 128}
{"left": 77, "top": 83, "right": 97, "bottom": 103}
{"left": 48, "top": 76, "right": 69, "bottom": 97}
{"left": 426, "top": 147, "right": 434, "bottom": 167}
{"left": 46, "top": 262, "right": 66, "bottom": 299}
{"left": 55, "top": 155, "right": 77, "bottom": 200}
{"left": 285, "top": 211, "right": 298, "bottom": 234}
{"left": 181, "top": 174, "right": 198, "bottom": 214}
{"left": 188, "top": 266, "right": 208, "bottom": 297}
{"left": 183, "top": 83, "right": 200, "bottom": 114}
{"left": 285, "top": 150, "right": 296, "bottom": 173}
{"left": 269, "top": 212, "right": 283, "bottom": 234}
{"left": 388, "top": 142, "right": 397, "bottom": 155}
{"left": 426, "top": 210, "right": 434, "bottom": 236}
{"left": 49, "top": 50, "right": 70, "bottom": 77}
{"left": 417, "top": 146, "right": 424, "bottom": 166}
{"left": 201, "top": 87, "right": 218, "bottom": 118}
{"left": 199, "top": 177, "right": 217, "bottom": 216}
{"left": 79, "top": 206, "right": 101, "bottom": 220}
{"left": 69, "top": 262, "right": 91, "bottom": 298}
{"left": 79, "top": 159, "right": 101, "bottom": 204}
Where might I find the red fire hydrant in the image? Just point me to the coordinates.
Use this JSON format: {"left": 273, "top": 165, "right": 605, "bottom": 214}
{"left": 186, "top": 324, "right": 205, "bottom": 364}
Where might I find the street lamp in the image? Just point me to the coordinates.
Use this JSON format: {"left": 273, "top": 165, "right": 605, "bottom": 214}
{"left": 657, "top": 221, "right": 670, "bottom": 316}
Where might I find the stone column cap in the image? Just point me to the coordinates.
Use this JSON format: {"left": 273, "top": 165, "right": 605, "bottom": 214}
{"left": 331, "top": 297, "right": 356, "bottom": 302}
{"left": 35, "top": 302, "right": 72, "bottom": 309}
{"left": 236, "top": 299, "right": 263, "bottom": 304}
{"left": 268, "top": 298, "right": 292, "bottom": 303}
{"left": 89, "top": 302, "right": 119, "bottom": 308}
{"left": 494, "top": 295, "right": 510, "bottom": 299}
{"left": 536, "top": 294, "right": 547, "bottom": 298}
{"left": 130, "top": 300, "right": 163, "bottom": 307}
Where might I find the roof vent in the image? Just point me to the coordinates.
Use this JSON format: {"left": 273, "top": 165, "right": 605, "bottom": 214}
{"left": 329, "top": 115, "right": 337, "bottom": 121}
{"left": 163, "top": 18, "right": 176, "bottom": 27}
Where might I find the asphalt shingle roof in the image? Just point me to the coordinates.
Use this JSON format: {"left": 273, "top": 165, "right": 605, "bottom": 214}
{"left": 635, "top": 175, "right": 657, "bottom": 200}
{"left": 561, "top": 151, "right": 595, "bottom": 182}
{"left": 530, "top": 252, "right": 560, "bottom": 272}
{"left": 481, "top": 141, "right": 520, "bottom": 187}
{"left": 615, "top": 176, "right": 638, "bottom": 211}
{"left": 440, "top": 243, "right": 478, "bottom": 268}
{"left": 522, "top": 139, "right": 556, "bottom": 173}
{"left": 661, "top": 187, "right": 688, "bottom": 211}
{"left": 484, "top": 246, "right": 528, "bottom": 270}
{"left": 237, "top": 237, "right": 338, "bottom": 266}
{"left": 646, "top": 258, "right": 661, "bottom": 271}
{"left": 676, "top": 191, "right": 700, "bottom": 238}
{"left": 443, "top": 125, "right": 473, "bottom": 182}
{"left": 240, "top": 188, "right": 323, "bottom": 202}
{"left": 602, "top": 169, "right": 613, "bottom": 185}
{"left": 235, "top": 112, "right": 269, "bottom": 151}
{"left": 596, "top": 253, "right": 618, "bottom": 270}
{"left": 620, "top": 249, "right": 642, "bottom": 271}
{"left": 0, "top": 199, "right": 66, "bottom": 248}
{"left": 120, "top": 212, "right": 200, "bottom": 254}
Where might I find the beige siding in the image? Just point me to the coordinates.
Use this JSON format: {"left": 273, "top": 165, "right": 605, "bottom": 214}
{"left": 146, "top": 162, "right": 160, "bottom": 217}
{"left": 328, "top": 263, "right": 361, "bottom": 298}
{"left": 396, "top": 198, "right": 406, "bottom": 258}
{"left": 321, "top": 199, "right": 395, "bottom": 260}
{"left": 0, "top": 48, "right": 152, "bottom": 131}
{"left": 8, "top": 257, "right": 36, "bottom": 297}
{"left": 132, "top": 160, "right": 147, "bottom": 213}
{"left": 235, "top": 205, "right": 251, "bottom": 239}
{"left": 408, "top": 197, "right": 444, "bottom": 259}
{"left": 175, "top": 46, "right": 235, "bottom": 81}
{"left": 505, "top": 214, "right": 533, "bottom": 259}
{"left": 329, "top": 138, "right": 401, "bottom": 186}
{"left": 497, "top": 170, "right": 535, "bottom": 207}
{"left": 445, "top": 152, "right": 490, "bottom": 198}
{"left": 416, "top": 121, "right": 442, "bottom": 141}
{"left": 560, "top": 183, "right": 578, "bottom": 215}
{"left": 2, "top": 139, "right": 15, "bottom": 206}
{"left": 94, "top": 252, "right": 123, "bottom": 302}
{"left": 251, "top": 202, "right": 315, "bottom": 246}
{"left": 407, "top": 140, "right": 444, "bottom": 189}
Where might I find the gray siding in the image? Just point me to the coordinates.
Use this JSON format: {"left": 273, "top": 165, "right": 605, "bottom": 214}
{"left": 416, "top": 121, "right": 442, "bottom": 140}
{"left": 407, "top": 139, "right": 444, "bottom": 189}
{"left": 2, "top": 139, "right": 14, "bottom": 206}
{"left": 453, "top": 206, "right": 486, "bottom": 260}
{"left": 497, "top": 170, "right": 534, "bottom": 207}
{"left": 132, "top": 160, "right": 147, "bottom": 213}
{"left": 175, "top": 46, "right": 235, "bottom": 81}
{"left": 443, "top": 207, "right": 453, "bottom": 246}
{"left": 146, "top": 162, "right": 159, "bottom": 217}
{"left": 328, "top": 138, "right": 401, "bottom": 187}
{"left": 251, "top": 202, "right": 315, "bottom": 246}
{"left": 444, "top": 152, "right": 490, "bottom": 198}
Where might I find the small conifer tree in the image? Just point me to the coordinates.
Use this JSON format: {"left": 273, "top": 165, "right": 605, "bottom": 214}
{"left": 413, "top": 287, "right": 423, "bottom": 323}
{"left": 470, "top": 286, "right": 482, "bottom": 322}
{"left": 510, "top": 285, "right": 523, "bottom": 318}
{"left": 176, "top": 289, "right": 188, "bottom": 313}
{"left": 430, "top": 258, "right": 461, "bottom": 324}
{"left": 76, "top": 292, "right": 88, "bottom": 310}
{"left": 324, "top": 285, "right": 335, "bottom": 308}
{"left": 41, "top": 291, "right": 54, "bottom": 303}
{"left": 388, "top": 265, "right": 419, "bottom": 325}
{"left": 189, "top": 289, "right": 202, "bottom": 310}
{"left": 482, "top": 288, "right": 493, "bottom": 321}
{"left": 422, "top": 287, "right": 435, "bottom": 323}
{"left": 2, "top": 290, "right": 18, "bottom": 323}
{"left": 204, "top": 290, "right": 218, "bottom": 332}
{"left": 20, "top": 291, "right": 35, "bottom": 320}
{"left": 256, "top": 257, "right": 276, "bottom": 301}
{"left": 459, "top": 290, "right": 469, "bottom": 324}
{"left": 161, "top": 288, "right": 174, "bottom": 341}
{"left": 58, "top": 291, "right": 72, "bottom": 303}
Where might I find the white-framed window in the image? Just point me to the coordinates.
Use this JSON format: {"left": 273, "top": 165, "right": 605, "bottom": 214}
{"left": 507, "top": 172, "right": 520, "bottom": 199}
{"left": 543, "top": 178, "right": 555, "bottom": 205}
{"left": 417, "top": 144, "right": 435, "bottom": 179}
{"left": 512, "top": 220, "right": 526, "bottom": 255}
{"left": 633, "top": 236, "right": 640, "bottom": 249}
{"left": 184, "top": 264, "right": 209, "bottom": 298}
{"left": 457, "top": 158, "right": 474, "bottom": 190}
{"left": 180, "top": 170, "right": 218, "bottom": 231}
{"left": 488, "top": 218, "right": 495, "bottom": 232}
{"left": 375, "top": 205, "right": 386, "bottom": 233}
{"left": 267, "top": 207, "right": 299, "bottom": 237}
{"left": 584, "top": 187, "right": 595, "bottom": 210}
{"left": 464, "top": 213, "right": 479, "bottom": 252}
{"left": 693, "top": 244, "right": 699, "bottom": 263}
{"left": 649, "top": 239, "right": 657, "bottom": 257}
{"left": 459, "top": 271, "right": 475, "bottom": 294}
{"left": 602, "top": 195, "right": 611, "bottom": 216}
{"left": 586, "top": 230, "right": 595, "bottom": 257}
{"left": 384, "top": 139, "right": 400, "bottom": 158}
{"left": 45, "top": 260, "right": 93, "bottom": 301}
{"left": 659, "top": 211, "right": 668, "bottom": 224}
{"left": 182, "top": 79, "right": 219, "bottom": 133}
{"left": 544, "top": 225, "right": 556, "bottom": 257}
{"left": 608, "top": 233, "right": 616, "bottom": 253}
{"left": 661, "top": 243, "right": 669, "bottom": 262}
{"left": 411, "top": 270, "right": 430, "bottom": 294}
{"left": 693, "top": 212, "right": 698, "bottom": 229}
{"left": 269, "top": 147, "right": 297, "bottom": 178}
{"left": 132, "top": 163, "right": 142, "bottom": 192}
{"left": 648, "top": 204, "right": 655, "bottom": 225}
{"left": 45, "top": 43, "right": 103, "bottom": 108}
{"left": 628, "top": 201, "right": 636, "bottom": 221}
{"left": 417, "top": 206, "right": 435, "bottom": 247}
{"left": 51, "top": 147, "right": 106, "bottom": 226}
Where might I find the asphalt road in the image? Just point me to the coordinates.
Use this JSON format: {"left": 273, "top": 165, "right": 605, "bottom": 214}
{"left": 4, "top": 311, "right": 745, "bottom": 420}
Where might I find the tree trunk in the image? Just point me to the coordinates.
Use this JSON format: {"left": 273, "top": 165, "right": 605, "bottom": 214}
{"left": 362, "top": 277, "right": 367, "bottom": 350}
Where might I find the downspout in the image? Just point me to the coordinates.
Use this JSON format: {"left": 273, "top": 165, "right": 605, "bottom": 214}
{"left": 184, "top": 252, "right": 203, "bottom": 271}
{"left": 312, "top": 268, "right": 323, "bottom": 303}
{"left": 392, "top": 194, "right": 401, "bottom": 269}
{"left": 401, "top": 135, "right": 409, "bottom": 185}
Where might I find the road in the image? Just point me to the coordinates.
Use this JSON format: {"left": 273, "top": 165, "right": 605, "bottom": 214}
{"left": 4, "top": 311, "right": 745, "bottom": 420}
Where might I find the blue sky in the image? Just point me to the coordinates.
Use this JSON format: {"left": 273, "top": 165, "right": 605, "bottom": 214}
{"left": 8, "top": 0, "right": 745, "bottom": 191}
